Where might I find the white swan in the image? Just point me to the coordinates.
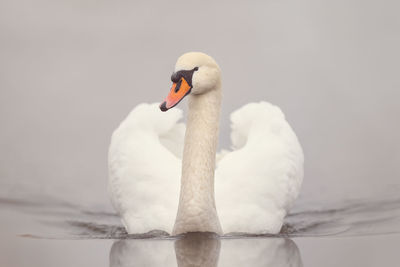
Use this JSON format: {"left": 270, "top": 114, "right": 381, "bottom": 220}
{"left": 108, "top": 52, "right": 304, "bottom": 235}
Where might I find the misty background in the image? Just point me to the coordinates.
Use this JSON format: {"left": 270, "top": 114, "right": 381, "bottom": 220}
{"left": 0, "top": 0, "right": 399, "bottom": 235}
{"left": 1, "top": 1, "right": 400, "bottom": 266}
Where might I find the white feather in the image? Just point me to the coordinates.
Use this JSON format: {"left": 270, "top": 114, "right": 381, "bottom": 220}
{"left": 216, "top": 102, "right": 304, "bottom": 234}
{"left": 108, "top": 101, "right": 303, "bottom": 234}
{"left": 108, "top": 103, "right": 183, "bottom": 233}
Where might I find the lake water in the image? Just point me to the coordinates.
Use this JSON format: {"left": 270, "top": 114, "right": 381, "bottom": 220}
{"left": 1, "top": 189, "right": 399, "bottom": 267}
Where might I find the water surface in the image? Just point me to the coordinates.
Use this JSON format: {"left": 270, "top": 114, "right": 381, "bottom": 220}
{"left": 1, "top": 190, "right": 400, "bottom": 266}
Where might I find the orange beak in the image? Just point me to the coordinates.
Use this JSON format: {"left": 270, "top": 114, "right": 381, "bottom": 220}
{"left": 160, "top": 77, "right": 192, "bottom": 112}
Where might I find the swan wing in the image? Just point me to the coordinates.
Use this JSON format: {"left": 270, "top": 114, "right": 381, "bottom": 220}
{"left": 215, "top": 102, "right": 304, "bottom": 234}
{"left": 108, "top": 103, "right": 184, "bottom": 234}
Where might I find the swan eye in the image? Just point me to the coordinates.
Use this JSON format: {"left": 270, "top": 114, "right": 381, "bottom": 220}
{"left": 194, "top": 67, "right": 199, "bottom": 71}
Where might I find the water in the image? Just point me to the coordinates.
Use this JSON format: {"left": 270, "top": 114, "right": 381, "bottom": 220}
{"left": 1, "top": 190, "right": 400, "bottom": 266}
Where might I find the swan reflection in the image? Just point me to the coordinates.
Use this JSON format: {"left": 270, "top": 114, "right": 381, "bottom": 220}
{"left": 110, "top": 233, "right": 302, "bottom": 267}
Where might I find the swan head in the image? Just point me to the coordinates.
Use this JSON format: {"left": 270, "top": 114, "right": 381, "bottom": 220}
{"left": 160, "top": 52, "right": 221, "bottom": 112}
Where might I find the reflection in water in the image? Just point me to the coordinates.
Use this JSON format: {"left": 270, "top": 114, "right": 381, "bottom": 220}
{"left": 110, "top": 233, "right": 302, "bottom": 267}
{"left": 110, "top": 238, "right": 176, "bottom": 266}
{"left": 218, "top": 238, "right": 302, "bottom": 267}
{"left": 175, "top": 233, "right": 220, "bottom": 267}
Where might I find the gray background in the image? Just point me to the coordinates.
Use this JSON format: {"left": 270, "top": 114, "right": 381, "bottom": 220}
{"left": 1, "top": 0, "right": 399, "bottom": 218}
{"left": 1, "top": 1, "right": 400, "bottom": 267}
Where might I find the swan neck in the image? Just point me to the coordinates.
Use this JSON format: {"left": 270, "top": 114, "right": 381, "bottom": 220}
{"left": 173, "top": 85, "right": 222, "bottom": 235}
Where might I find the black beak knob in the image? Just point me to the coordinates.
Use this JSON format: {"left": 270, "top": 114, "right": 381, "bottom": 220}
{"left": 159, "top": 101, "right": 168, "bottom": 112}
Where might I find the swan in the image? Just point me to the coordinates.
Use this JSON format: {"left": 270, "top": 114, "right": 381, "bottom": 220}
{"left": 108, "top": 52, "right": 304, "bottom": 235}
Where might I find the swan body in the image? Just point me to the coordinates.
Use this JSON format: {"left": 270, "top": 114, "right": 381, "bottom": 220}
{"left": 108, "top": 52, "right": 304, "bottom": 235}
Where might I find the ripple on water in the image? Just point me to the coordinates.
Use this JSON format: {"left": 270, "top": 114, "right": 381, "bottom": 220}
{"left": 1, "top": 192, "right": 400, "bottom": 239}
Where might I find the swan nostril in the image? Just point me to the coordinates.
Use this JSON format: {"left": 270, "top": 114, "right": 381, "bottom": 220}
{"left": 174, "top": 79, "right": 182, "bottom": 93}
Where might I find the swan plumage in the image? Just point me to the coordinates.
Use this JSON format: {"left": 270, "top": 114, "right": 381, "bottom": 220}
{"left": 109, "top": 102, "right": 303, "bottom": 234}
{"left": 215, "top": 102, "right": 303, "bottom": 233}
{"left": 108, "top": 52, "right": 304, "bottom": 235}
{"left": 108, "top": 104, "right": 182, "bottom": 233}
